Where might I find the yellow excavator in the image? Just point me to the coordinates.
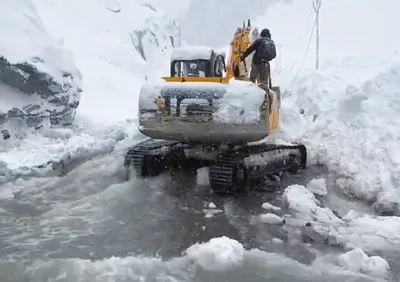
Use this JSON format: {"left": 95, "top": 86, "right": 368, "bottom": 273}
{"left": 124, "top": 20, "right": 307, "bottom": 195}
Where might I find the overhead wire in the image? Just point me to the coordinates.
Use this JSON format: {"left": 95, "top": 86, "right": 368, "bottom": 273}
{"left": 289, "top": 0, "right": 323, "bottom": 87}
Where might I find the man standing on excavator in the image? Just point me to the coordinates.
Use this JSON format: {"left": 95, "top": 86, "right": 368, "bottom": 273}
{"left": 241, "top": 28, "right": 276, "bottom": 87}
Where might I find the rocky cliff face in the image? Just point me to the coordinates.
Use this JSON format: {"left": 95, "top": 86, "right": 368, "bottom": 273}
{"left": 0, "top": 0, "right": 82, "bottom": 136}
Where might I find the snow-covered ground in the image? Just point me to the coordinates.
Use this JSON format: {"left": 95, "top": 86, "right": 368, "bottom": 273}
{"left": 1, "top": 0, "right": 185, "bottom": 178}
{"left": 1, "top": 0, "right": 400, "bottom": 280}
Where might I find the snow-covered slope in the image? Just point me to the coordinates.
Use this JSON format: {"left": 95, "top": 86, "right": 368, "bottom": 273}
{"left": 0, "top": 0, "right": 186, "bottom": 177}
{"left": 0, "top": 0, "right": 82, "bottom": 130}
{"left": 33, "top": 0, "right": 184, "bottom": 124}
{"left": 254, "top": 0, "right": 400, "bottom": 214}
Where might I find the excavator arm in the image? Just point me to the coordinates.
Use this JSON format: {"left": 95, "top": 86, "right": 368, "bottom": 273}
{"left": 225, "top": 20, "right": 254, "bottom": 81}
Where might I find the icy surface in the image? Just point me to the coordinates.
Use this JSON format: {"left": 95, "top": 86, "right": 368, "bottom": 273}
{"left": 0, "top": 0, "right": 82, "bottom": 128}
{"left": 171, "top": 46, "right": 213, "bottom": 61}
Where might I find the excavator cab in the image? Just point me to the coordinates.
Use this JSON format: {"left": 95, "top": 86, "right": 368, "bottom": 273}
{"left": 169, "top": 47, "right": 226, "bottom": 78}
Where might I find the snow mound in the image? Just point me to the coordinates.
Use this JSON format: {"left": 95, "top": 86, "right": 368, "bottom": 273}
{"left": 0, "top": 0, "right": 82, "bottom": 129}
{"left": 28, "top": 236, "right": 387, "bottom": 281}
{"left": 313, "top": 248, "right": 390, "bottom": 279}
{"left": 184, "top": 236, "right": 245, "bottom": 272}
{"left": 33, "top": 0, "right": 183, "bottom": 124}
{"left": 307, "top": 178, "right": 327, "bottom": 196}
{"left": 337, "top": 248, "right": 390, "bottom": 278}
{"left": 286, "top": 59, "right": 400, "bottom": 214}
{"left": 253, "top": 0, "right": 400, "bottom": 214}
{"left": 284, "top": 185, "right": 400, "bottom": 254}
{"left": 0, "top": 120, "right": 140, "bottom": 181}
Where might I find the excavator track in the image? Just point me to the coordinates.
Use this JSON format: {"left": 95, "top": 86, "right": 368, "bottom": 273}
{"left": 124, "top": 138, "right": 215, "bottom": 178}
{"left": 209, "top": 143, "right": 307, "bottom": 194}
{"left": 124, "top": 138, "right": 185, "bottom": 177}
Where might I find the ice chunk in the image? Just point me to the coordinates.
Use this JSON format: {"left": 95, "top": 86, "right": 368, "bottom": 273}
{"left": 261, "top": 202, "right": 282, "bottom": 212}
{"left": 283, "top": 185, "right": 341, "bottom": 224}
{"left": 259, "top": 213, "right": 285, "bottom": 224}
{"left": 307, "top": 178, "right": 328, "bottom": 196}
{"left": 337, "top": 248, "right": 390, "bottom": 278}
{"left": 196, "top": 167, "right": 209, "bottom": 186}
{"left": 184, "top": 236, "right": 245, "bottom": 272}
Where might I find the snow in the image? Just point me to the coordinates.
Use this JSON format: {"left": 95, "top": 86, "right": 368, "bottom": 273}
{"left": 33, "top": 0, "right": 183, "bottom": 124}
{"left": 213, "top": 80, "right": 266, "bottom": 124}
{"left": 0, "top": 0, "right": 185, "bottom": 173}
{"left": 261, "top": 202, "right": 281, "bottom": 212}
{"left": 184, "top": 236, "right": 245, "bottom": 272}
{"left": 307, "top": 178, "right": 327, "bottom": 196}
{"left": 171, "top": 46, "right": 213, "bottom": 61}
{"left": 30, "top": 236, "right": 389, "bottom": 281}
{"left": 283, "top": 185, "right": 400, "bottom": 254}
{"left": 139, "top": 79, "right": 266, "bottom": 124}
{"left": 313, "top": 248, "right": 390, "bottom": 279}
{"left": 337, "top": 248, "right": 390, "bottom": 278}
{"left": 2, "top": 0, "right": 400, "bottom": 279}
{"left": 253, "top": 0, "right": 400, "bottom": 214}
{"left": 0, "top": 0, "right": 81, "bottom": 85}
{"left": 259, "top": 213, "right": 284, "bottom": 225}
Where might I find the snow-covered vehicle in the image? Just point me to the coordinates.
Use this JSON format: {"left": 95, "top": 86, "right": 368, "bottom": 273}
{"left": 124, "top": 20, "right": 307, "bottom": 194}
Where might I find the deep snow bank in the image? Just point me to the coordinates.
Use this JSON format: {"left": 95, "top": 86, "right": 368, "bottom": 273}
{"left": 283, "top": 184, "right": 399, "bottom": 275}
{"left": 0, "top": 0, "right": 185, "bottom": 174}
{"left": 255, "top": 0, "right": 400, "bottom": 214}
{"left": 33, "top": 0, "right": 184, "bottom": 124}
{"left": 0, "top": 0, "right": 82, "bottom": 131}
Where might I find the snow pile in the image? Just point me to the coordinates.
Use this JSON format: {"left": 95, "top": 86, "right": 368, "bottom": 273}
{"left": 213, "top": 80, "right": 266, "bottom": 124}
{"left": 0, "top": 121, "right": 140, "bottom": 182}
{"left": 0, "top": 0, "right": 82, "bottom": 129}
{"left": 28, "top": 236, "right": 387, "bottom": 281}
{"left": 313, "top": 248, "right": 390, "bottom": 279}
{"left": 284, "top": 185, "right": 400, "bottom": 254}
{"left": 139, "top": 79, "right": 266, "bottom": 124}
{"left": 33, "top": 0, "right": 184, "bottom": 124}
{"left": 254, "top": 0, "right": 400, "bottom": 214}
{"left": 307, "top": 178, "right": 327, "bottom": 196}
{"left": 184, "top": 236, "right": 245, "bottom": 272}
{"left": 0, "top": 0, "right": 187, "bottom": 173}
